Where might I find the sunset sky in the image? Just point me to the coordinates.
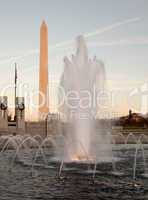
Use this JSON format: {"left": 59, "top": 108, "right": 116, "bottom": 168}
{"left": 0, "top": 0, "right": 148, "bottom": 120}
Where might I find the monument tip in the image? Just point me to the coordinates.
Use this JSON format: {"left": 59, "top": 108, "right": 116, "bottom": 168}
{"left": 41, "top": 20, "right": 47, "bottom": 27}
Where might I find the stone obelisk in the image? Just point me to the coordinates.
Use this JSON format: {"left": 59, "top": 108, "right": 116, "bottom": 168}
{"left": 39, "top": 20, "right": 49, "bottom": 120}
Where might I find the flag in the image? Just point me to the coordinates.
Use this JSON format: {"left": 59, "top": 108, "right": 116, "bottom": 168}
{"left": 15, "top": 63, "right": 17, "bottom": 85}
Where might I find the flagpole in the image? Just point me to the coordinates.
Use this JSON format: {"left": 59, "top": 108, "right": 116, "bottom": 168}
{"left": 14, "top": 63, "right": 17, "bottom": 121}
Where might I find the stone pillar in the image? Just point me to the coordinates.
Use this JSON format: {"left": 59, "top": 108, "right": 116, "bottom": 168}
{"left": 0, "top": 96, "right": 8, "bottom": 131}
{"left": 46, "top": 113, "right": 61, "bottom": 136}
{"left": 16, "top": 97, "right": 25, "bottom": 133}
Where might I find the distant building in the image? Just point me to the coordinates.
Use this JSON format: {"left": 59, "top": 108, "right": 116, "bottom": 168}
{"left": 115, "top": 110, "right": 148, "bottom": 128}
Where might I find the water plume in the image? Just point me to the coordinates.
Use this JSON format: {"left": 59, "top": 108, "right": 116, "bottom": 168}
{"left": 59, "top": 35, "right": 112, "bottom": 162}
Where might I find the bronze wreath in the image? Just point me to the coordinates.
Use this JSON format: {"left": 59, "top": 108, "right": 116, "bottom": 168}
{"left": 17, "top": 103, "right": 25, "bottom": 111}
{"left": 0, "top": 103, "right": 7, "bottom": 110}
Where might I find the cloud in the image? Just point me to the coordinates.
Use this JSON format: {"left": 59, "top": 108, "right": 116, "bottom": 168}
{"left": 88, "top": 36, "right": 148, "bottom": 47}
{"left": 0, "top": 17, "right": 141, "bottom": 65}
{"left": 85, "top": 17, "right": 141, "bottom": 38}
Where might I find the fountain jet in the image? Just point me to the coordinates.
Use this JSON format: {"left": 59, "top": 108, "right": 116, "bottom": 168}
{"left": 59, "top": 35, "right": 112, "bottom": 162}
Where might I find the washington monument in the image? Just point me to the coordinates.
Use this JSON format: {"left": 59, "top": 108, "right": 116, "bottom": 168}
{"left": 39, "top": 20, "right": 49, "bottom": 119}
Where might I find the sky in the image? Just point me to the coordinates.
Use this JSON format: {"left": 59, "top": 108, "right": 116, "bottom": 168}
{"left": 0, "top": 0, "right": 148, "bottom": 120}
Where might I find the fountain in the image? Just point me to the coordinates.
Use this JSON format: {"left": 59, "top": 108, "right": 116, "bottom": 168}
{"left": 0, "top": 35, "right": 147, "bottom": 199}
{"left": 0, "top": 37, "right": 147, "bottom": 184}
{"left": 59, "top": 35, "right": 112, "bottom": 163}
